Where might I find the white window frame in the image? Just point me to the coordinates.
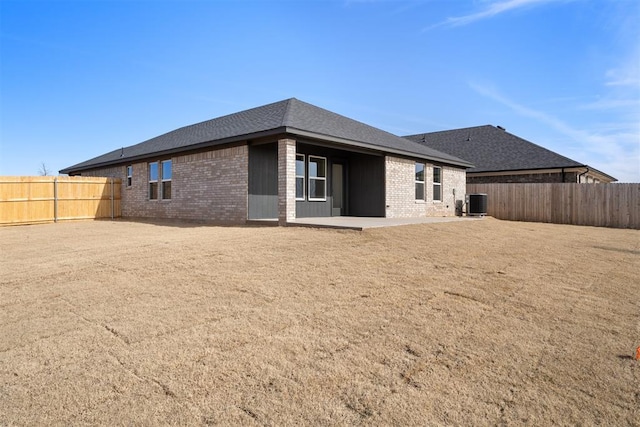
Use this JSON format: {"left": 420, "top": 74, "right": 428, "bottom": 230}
{"left": 415, "top": 162, "right": 425, "bottom": 201}
{"left": 149, "top": 161, "right": 159, "bottom": 200}
{"left": 126, "top": 165, "right": 132, "bottom": 187}
{"left": 161, "top": 160, "right": 172, "bottom": 200}
{"left": 295, "top": 154, "right": 305, "bottom": 201}
{"left": 308, "top": 155, "right": 327, "bottom": 201}
{"left": 433, "top": 166, "right": 442, "bottom": 202}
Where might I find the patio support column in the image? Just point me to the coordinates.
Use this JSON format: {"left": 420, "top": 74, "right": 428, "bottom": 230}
{"left": 278, "top": 138, "right": 296, "bottom": 225}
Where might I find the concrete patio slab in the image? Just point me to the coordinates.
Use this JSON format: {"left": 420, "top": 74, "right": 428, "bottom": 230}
{"left": 285, "top": 216, "right": 484, "bottom": 230}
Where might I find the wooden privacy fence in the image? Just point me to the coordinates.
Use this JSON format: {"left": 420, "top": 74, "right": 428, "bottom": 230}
{"left": 467, "top": 183, "right": 640, "bottom": 229}
{"left": 0, "top": 176, "right": 121, "bottom": 226}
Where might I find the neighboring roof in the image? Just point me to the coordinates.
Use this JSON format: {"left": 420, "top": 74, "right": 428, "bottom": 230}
{"left": 404, "top": 125, "right": 617, "bottom": 181}
{"left": 61, "top": 98, "right": 472, "bottom": 174}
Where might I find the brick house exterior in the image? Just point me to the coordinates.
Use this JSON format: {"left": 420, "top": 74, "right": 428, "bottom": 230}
{"left": 384, "top": 157, "right": 466, "bottom": 218}
{"left": 81, "top": 146, "right": 249, "bottom": 222}
{"left": 405, "top": 125, "right": 616, "bottom": 184}
{"left": 62, "top": 99, "right": 472, "bottom": 224}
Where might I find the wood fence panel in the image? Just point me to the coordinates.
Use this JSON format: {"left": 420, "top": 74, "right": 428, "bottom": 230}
{"left": 628, "top": 184, "right": 640, "bottom": 228}
{"left": 467, "top": 183, "right": 640, "bottom": 229}
{"left": 56, "top": 177, "right": 121, "bottom": 221}
{"left": 0, "top": 177, "right": 56, "bottom": 224}
{"left": 0, "top": 176, "right": 121, "bottom": 226}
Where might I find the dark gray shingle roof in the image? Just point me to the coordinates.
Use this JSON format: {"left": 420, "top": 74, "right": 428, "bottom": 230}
{"left": 61, "top": 98, "right": 471, "bottom": 174}
{"left": 405, "top": 125, "right": 596, "bottom": 173}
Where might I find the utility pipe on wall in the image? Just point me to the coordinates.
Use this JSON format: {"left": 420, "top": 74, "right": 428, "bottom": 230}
{"left": 578, "top": 166, "right": 590, "bottom": 183}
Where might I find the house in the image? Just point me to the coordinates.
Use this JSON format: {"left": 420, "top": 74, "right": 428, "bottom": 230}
{"left": 60, "top": 98, "right": 472, "bottom": 224}
{"left": 404, "top": 125, "right": 617, "bottom": 184}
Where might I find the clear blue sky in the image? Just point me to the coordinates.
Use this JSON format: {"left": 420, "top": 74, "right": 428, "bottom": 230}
{"left": 1, "top": 0, "right": 638, "bottom": 182}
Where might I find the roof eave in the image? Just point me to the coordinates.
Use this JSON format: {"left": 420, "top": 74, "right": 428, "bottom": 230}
{"left": 468, "top": 165, "right": 617, "bottom": 181}
{"left": 468, "top": 165, "right": 585, "bottom": 174}
{"left": 60, "top": 125, "right": 474, "bottom": 175}
{"left": 582, "top": 166, "right": 617, "bottom": 182}
{"left": 286, "top": 128, "right": 473, "bottom": 168}
{"left": 60, "top": 127, "right": 290, "bottom": 174}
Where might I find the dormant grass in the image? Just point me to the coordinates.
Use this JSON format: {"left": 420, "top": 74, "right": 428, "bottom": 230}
{"left": 1, "top": 218, "right": 638, "bottom": 425}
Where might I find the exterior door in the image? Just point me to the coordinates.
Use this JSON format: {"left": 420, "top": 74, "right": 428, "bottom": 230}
{"left": 332, "top": 163, "right": 344, "bottom": 216}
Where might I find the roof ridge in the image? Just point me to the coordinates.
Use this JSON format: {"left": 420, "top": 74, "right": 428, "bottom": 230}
{"left": 404, "top": 124, "right": 603, "bottom": 174}
{"left": 61, "top": 98, "right": 474, "bottom": 174}
{"left": 406, "top": 124, "right": 494, "bottom": 138}
{"left": 282, "top": 99, "right": 471, "bottom": 166}
{"left": 281, "top": 98, "right": 296, "bottom": 127}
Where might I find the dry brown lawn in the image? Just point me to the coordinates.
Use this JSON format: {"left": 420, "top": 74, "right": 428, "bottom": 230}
{"left": 0, "top": 218, "right": 638, "bottom": 425}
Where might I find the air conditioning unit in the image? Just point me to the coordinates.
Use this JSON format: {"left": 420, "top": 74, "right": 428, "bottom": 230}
{"left": 467, "top": 193, "right": 488, "bottom": 216}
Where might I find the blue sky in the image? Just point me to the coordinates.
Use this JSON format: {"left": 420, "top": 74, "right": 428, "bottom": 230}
{"left": 1, "top": 0, "right": 638, "bottom": 182}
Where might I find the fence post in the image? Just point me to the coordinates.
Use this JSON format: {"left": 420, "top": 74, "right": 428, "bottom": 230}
{"left": 110, "top": 178, "right": 114, "bottom": 219}
{"left": 54, "top": 177, "right": 58, "bottom": 222}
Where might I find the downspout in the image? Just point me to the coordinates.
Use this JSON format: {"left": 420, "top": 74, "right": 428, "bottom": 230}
{"left": 561, "top": 167, "right": 565, "bottom": 183}
{"left": 578, "top": 166, "right": 590, "bottom": 183}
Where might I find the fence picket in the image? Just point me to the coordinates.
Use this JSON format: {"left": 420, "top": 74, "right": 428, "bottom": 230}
{"left": 467, "top": 183, "right": 639, "bottom": 229}
{"left": 0, "top": 176, "right": 122, "bottom": 225}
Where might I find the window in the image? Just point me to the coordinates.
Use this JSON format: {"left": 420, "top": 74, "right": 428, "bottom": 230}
{"left": 149, "top": 160, "right": 172, "bottom": 200}
{"left": 149, "top": 162, "right": 158, "bottom": 200}
{"left": 126, "top": 165, "right": 132, "bottom": 187}
{"left": 433, "top": 166, "right": 442, "bottom": 201}
{"left": 415, "top": 163, "right": 425, "bottom": 200}
{"left": 161, "top": 160, "right": 172, "bottom": 200}
{"left": 295, "top": 154, "right": 305, "bottom": 200}
{"left": 308, "top": 156, "right": 327, "bottom": 201}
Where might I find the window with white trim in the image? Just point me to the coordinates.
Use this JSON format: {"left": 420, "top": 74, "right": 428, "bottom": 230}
{"left": 415, "top": 163, "right": 425, "bottom": 201}
{"left": 308, "top": 156, "right": 327, "bottom": 201}
{"left": 126, "top": 165, "right": 132, "bottom": 187}
{"left": 161, "top": 160, "right": 172, "bottom": 200}
{"left": 296, "top": 154, "right": 305, "bottom": 200}
{"left": 433, "top": 166, "right": 442, "bottom": 202}
{"left": 149, "top": 162, "right": 158, "bottom": 200}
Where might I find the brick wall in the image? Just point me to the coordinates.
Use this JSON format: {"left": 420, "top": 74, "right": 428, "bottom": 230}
{"left": 81, "top": 148, "right": 467, "bottom": 222}
{"left": 467, "top": 171, "right": 580, "bottom": 184}
{"left": 80, "top": 145, "right": 248, "bottom": 223}
{"left": 277, "top": 138, "right": 296, "bottom": 225}
{"left": 430, "top": 166, "right": 466, "bottom": 216}
{"left": 384, "top": 156, "right": 466, "bottom": 218}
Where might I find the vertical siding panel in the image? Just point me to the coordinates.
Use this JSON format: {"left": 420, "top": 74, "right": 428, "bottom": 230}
{"left": 248, "top": 143, "right": 278, "bottom": 219}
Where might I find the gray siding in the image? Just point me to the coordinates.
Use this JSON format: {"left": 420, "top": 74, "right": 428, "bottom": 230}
{"left": 296, "top": 143, "right": 385, "bottom": 218}
{"left": 249, "top": 141, "right": 387, "bottom": 219}
{"left": 248, "top": 143, "right": 278, "bottom": 219}
{"left": 348, "top": 154, "right": 385, "bottom": 217}
{"left": 296, "top": 196, "right": 333, "bottom": 218}
{"left": 296, "top": 144, "right": 342, "bottom": 218}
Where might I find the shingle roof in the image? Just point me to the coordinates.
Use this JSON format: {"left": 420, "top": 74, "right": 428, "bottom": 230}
{"left": 61, "top": 98, "right": 472, "bottom": 174}
{"left": 405, "top": 125, "right": 593, "bottom": 173}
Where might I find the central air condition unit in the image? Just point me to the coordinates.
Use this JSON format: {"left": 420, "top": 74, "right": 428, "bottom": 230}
{"left": 467, "top": 193, "right": 488, "bottom": 216}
